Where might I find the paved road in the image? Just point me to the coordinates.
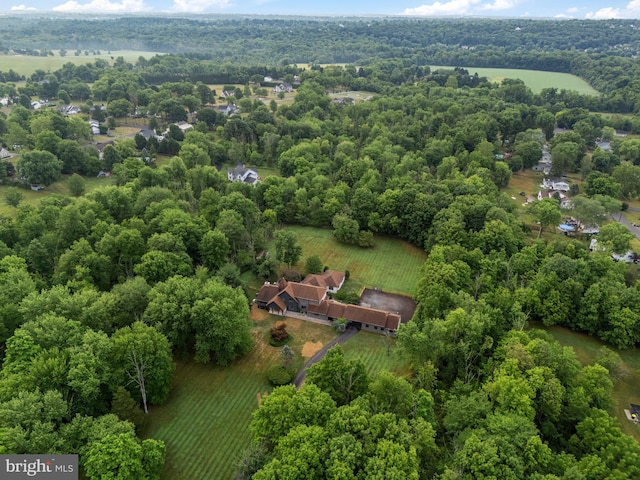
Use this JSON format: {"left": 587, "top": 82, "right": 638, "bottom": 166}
{"left": 612, "top": 213, "right": 640, "bottom": 240}
{"left": 293, "top": 326, "right": 359, "bottom": 388}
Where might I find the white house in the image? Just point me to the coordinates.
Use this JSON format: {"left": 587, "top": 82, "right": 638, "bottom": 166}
{"left": 273, "top": 83, "right": 293, "bottom": 94}
{"left": 227, "top": 162, "right": 259, "bottom": 185}
{"left": 31, "top": 101, "right": 42, "bottom": 110}
{"left": 89, "top": 119, "right": 100, "bottom": 135}
{"left": 541, "top": 178, "right": 570, "bottom": 191}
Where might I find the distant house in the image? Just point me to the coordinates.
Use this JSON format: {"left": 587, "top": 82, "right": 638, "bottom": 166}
{"left": 273, "top": 83, "right": 293, "bottom": 94}
{"left": 255, "top": 276, "right": 401, "bottom": 333}
{"left": 89, "top": 119, "right": 100, "bottom": 135}
{"left": 0, "top": 148, "right": 11, "bottom": 159}
{"left": 541, "top": 178, "right": 570, "bottom": 191}
{"left": 163, "top": 121, "right": 193, "bottom": 136}
{"left": 595, "top": 140, "right": 612, "bottom": 151}
{"left": 263, "top": 76, "right": 274, "bottom": 83}
{"left": 227, "top": 162, "right": 259, "bottom": 185}
{"left": 217, "top": 104, "right": 238, "bottom": 116}
{"left": 220, "top": 90, "right": 235, "bottom": 99}
{"left": 302, "top": 270, "right": 346, "bottom": 294}
{"left": 58, "top": 104, "right": 80, "bottom": 116}
{"left": 31, "top": 101, "right": 42, "bottom": 110}
{"left": 0, "top": 97, "right": 9, "bottom": 107}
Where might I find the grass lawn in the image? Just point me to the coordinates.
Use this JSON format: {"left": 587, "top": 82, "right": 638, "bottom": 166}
{"left": 0, "top": 174, "right": 114, "bottom": 217}
{"left": 0, "top": 51, "right": 159, "bottom": 76}
{"left": 342, "top": 331, "right": 411, "bottom": 377}
{"left": 531, "top": 324, "right": 640, "bottom": 443}
{"left": 280, "top": 226, "right": 428, "bottom": 295}
{"left": 143, "top": 312, "right": 337, "bottom": 480}
{"left": 430, "top": 66, "right": 599, "bottom": 95}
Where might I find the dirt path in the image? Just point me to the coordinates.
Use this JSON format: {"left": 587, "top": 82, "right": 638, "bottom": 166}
{"left": 293, "top": 326, "right": 359, "bottom": 388}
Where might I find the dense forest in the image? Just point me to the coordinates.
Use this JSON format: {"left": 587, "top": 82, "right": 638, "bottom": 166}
{"left": 1, "top": 15, "right": 640, "bottom": 479}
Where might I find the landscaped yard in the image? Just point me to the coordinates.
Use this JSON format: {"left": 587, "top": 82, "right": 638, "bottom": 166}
{"left": 531, "top": 324, "right": 640, "bottom": 443}
{"left": 341, "top": 331, "right": 411, "bottom": 377}
{"left": 142, "top": 312, "right": 337, "bottom": 480}
{"left": 281, "top": 226, "right": 428, "bottom": 295}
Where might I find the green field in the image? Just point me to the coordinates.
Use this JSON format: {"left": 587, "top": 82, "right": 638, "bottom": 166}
{"left": 531, "top": 324, "right": 640, "bottom": 443}
{"left": 282, "top": 225, "right": 428, "bottom": 295}
{"left": 143, "top": 314, "right": 337, "bottom": 480}
{"left": 0, "top": 50, "right": 159, "bottom": 76}
{"left": 431, "top": 65, "right": 599, "bottom": 95}
{"left": 0, "top": 174, "right": 114, "bottom": 217}
{"left": 342, "top": 331, "right": 411, "bottom": 377}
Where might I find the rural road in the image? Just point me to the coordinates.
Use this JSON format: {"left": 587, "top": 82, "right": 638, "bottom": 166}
{"left": 293, "top": 326, "right": 359, "bottom": 388}
{"left": 612, "top": 213, "right": 640, "bottom": 241}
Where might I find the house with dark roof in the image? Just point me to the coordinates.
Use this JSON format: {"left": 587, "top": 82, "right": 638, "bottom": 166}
{"left": 256, "top": 274, "right": 401, "bottom": 334}
{"left": 228, "top": 162, "right": 259, "bottom": 185}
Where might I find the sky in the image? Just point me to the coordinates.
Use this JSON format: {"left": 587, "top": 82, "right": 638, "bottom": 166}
{"left": 5, "top": 0, "right": 640, "bottom": 19}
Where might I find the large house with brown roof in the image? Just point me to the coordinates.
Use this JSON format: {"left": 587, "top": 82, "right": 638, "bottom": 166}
{"left": 255, "top": 273, "right": 401, "bottom": 334}
{"left": 302, "top": 270, "right": 345, "bottom": 293}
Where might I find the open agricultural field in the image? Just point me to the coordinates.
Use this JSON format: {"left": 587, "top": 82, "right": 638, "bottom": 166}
{"left": 531, "top": 324, "right": 640, "bottom": 443}
{"left": 431, "top": 65, "right": 599, "bottom": 95}
{"left": 341, "top": 331, "right": 411, "bottom": 377}
{"left": 143, "top": 314, "right": 336, "bottom": 480}
{"left": 282, "top": 226, "right": 428, "bottom": 295}
{"left": 0, "top": 50, "right": 159, "bottom": 76}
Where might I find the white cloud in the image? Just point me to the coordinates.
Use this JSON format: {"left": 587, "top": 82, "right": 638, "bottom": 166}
{"left": 53, "top": 0, "right": 148, "bottom": 13}
{"left": 554, "top": 13, "right": 571, "bottom": 18}
{"left": 478, "top": 0, "right": 517, "bottom": 11}
{"left": 10, "top": 4, "right": 37, "bottom": 10}
{"left": 170, "top": 0, "right": 231, "bottom": 12}
{"left": 566, "top": 6, "right": 578, "bottom": 13}
{"left": 586, "top": 0, "right": 640, "bottom": 18}
{"left": 403, "top": 0, "right": 481, "bottom": 15}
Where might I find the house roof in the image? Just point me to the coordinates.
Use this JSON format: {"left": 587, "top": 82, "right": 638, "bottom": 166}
{"left": 286, "top": 282, "right": 326, "bottom": 302}
{"left": 302, "top": 270, "right": 345, "bottom": 289}
{"left": 256, "top": 284, "right": 280, "bottom": 303}
{"left": 308, "top": 300, "right": 401, "bottom": 330}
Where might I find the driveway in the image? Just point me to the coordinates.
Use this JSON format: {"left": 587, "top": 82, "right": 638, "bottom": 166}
{"left": 612, "top": 213, "right": 640, "bottom": 241}
{"left": 293, "top": 326, "right": 359, "bottom": 388}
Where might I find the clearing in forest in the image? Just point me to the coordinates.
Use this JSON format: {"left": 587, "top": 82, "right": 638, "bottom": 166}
{"left": 431, "top": 65, "right": 599, "bottom": 95}
{"left": 533, "top": 324, "right": 640, "bottom": 444}
{"left": 142, "top": 316, "right": 337, "bottom": 480}
{"left": 282, "top": 226, "right": 427, "bottom": 296}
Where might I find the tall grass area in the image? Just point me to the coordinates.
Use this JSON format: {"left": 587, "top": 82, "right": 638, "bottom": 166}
{"left": 282, "top": 226, "right": 427, "bottom": 295}
{"left": 341, "top": 331, "right": 411, "bottom": 377}
{"left": 431, "top": 66, "right": 599, "bottom": 95}
{"left": 531, "top": 324, "right": 640, "bottom": 443}
{"left": 0, "top": 51, "right": 159, "bottom": 76}
{"left": 143, "top": 315, "right": 336, "bottom": 480}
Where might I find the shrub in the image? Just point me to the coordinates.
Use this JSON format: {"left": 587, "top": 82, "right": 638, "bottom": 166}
{"left": 267, "top": 365, "right": 294, "bottom": 386}
{"left": 270, "top": 321, "right": 290, "bottom": 346}
{"left": 333, "top": 318, "right": 349, "bottom": 333}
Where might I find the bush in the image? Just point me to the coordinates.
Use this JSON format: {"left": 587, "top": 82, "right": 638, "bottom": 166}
{"left": 270, "top": 321, "right": 290, "bottom": 346}
{"left": 333, "top": 287, "right": 359, "bottom": 305}
{"left": 267, "top": 365, "right": 294, "bottom": 386}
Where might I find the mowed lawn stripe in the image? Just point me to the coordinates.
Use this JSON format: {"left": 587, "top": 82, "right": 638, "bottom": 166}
{"left": 281, "top": 226, "right": 427, "bottom": 295}
{"left": 342, "top": 332, "right": 411, "bottom": 377}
